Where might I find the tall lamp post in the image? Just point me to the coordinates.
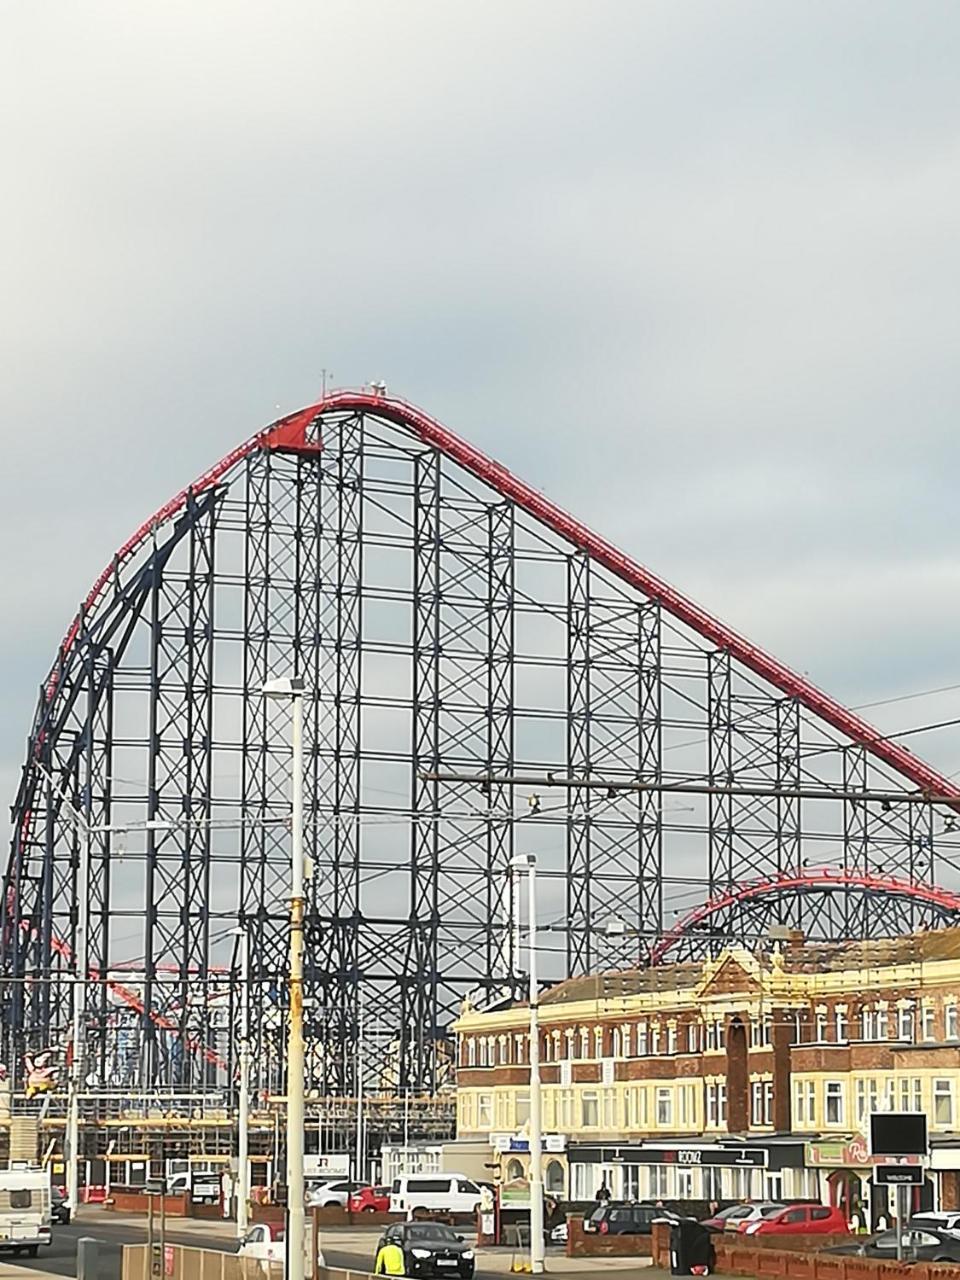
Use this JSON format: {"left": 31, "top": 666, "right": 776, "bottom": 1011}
{"left": 511, "top": 854, "right": 544, "bottom": 1275}
{"left": 36, "top": 765, "right": 136, "bottom": 1217}
{"left": 262, "top": 677, "right": 306, "bottom": 1280}
{"left": 232, "top": 925, "right": 252, "bottom": 1237}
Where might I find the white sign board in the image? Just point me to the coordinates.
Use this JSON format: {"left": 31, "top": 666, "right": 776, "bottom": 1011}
{"left": 304, "top": 1153, "right": 350, "bottom": 1178}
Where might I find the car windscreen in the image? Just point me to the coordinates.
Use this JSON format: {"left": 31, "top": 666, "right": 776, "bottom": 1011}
{"left": 406, "top": 1224, "right": 458, "bottom": 1242}
{"left": 758, "top": 1205, "right": 785, "bottom": 1218}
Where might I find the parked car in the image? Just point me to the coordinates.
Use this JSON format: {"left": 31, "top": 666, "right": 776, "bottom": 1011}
{"left": 349, "top": 1184, "right": 391, "bottom": 1213}
{"left": 703, "top": 1203, "right": 783, "bottom": 1232}
{"left": 50, "top": 1185, "right": 71, "bottom": 1225}
{"left": 376, "top": 1221, "right": 475, "bottom": 1278}
{"left": 390, "top": 1173, "right": 487, "bottom": 1217}
{"left": 240, "top": 1223, "right": 325, "bottom": 1273}
{"left": 827, "top": 1228, "right": 960, "bottom": 1262}
{"left": 305, "top": 1178, "right": 366, "bottom": 1208}
{"left": 550, "top": 1219, "right": 568, "bottom": 1244}
{"left": 583, "top": 1201, "right": 681, "bottom": 1235}
{"left": 910, "top": 1212, "right": 960, "bottom": 1236}
{"left": 742, "top": 1204, "right": 848, "bottom": 1236}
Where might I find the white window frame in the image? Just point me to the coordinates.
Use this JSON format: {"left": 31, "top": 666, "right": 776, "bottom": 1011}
{"left": 946, "top": 1004, "right": 958, "bottom": 1041}
{"left": 934, "top": 1078, "right": 955, "bottom": 1128}
{"left": 825, "top": 1080, "right": 844, "bottom": 1126}
{"left": 581, "top": 1089, "right": 599, "bottom": 1128}
{"left": 835, "top": 1008, "right": 848, "bottom": 1042}
{"left": 922, "top": 1006, "right": 936, "bottom": 1042}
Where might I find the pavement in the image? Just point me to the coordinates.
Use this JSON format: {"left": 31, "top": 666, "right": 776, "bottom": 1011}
{"left": 6, "top": 1209, "right": 660, "bottom": 1279}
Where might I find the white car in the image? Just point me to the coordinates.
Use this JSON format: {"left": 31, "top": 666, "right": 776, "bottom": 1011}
{"left": 550, "top": 1220, "right": 568, "bottom": 1244}
{"left": 304, "top": 1178, "right": 365, "bottom": 1208}
{"left": 239, "top": 1224, "right": 325, "bottom": 1274}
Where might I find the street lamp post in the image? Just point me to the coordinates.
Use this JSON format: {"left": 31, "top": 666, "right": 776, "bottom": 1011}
{"left": 65, "top": 814, "right": 91, "bottom": 1219}
{"left": 512, "top": 854, "right": 544, "bottom": 1275}
{"left": 233, "top": 925, "right": 251, "bottom": 1237}
{"left": 37, "top": 765, "right": 119, "bottom": 1218}
{"left": 262, "top": 677, "right": 306, "bottom": 1280}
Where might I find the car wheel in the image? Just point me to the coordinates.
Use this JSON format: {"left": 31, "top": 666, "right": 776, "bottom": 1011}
{"left": 27, "top": 1246, "right": 39, "bottom": 1258}
{"left": 412, "top": 1206, "right": 427, "bottom": 1219}
{"left": 363, "top": 1206, "right": 376, "bottom": 1213}
{"left": 324, "top": 1201, "right": 339, "bottom": 1209}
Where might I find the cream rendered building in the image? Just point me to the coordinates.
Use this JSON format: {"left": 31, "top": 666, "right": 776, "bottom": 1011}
{"left": 453, "top": 932, "right": 960, "bottom": 1219}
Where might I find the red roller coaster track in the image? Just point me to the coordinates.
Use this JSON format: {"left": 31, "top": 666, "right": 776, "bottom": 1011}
{"left": 44, "top": 390, "right": 960, "bottom": 805}
{"left": 650, "top": 868, "right": 960, "bottom": 965}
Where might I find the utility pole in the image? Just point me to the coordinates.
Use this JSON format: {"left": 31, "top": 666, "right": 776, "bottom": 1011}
{"left": 37, "top": 763, "right": 92, "bottom": 1220}
{"left": 262, "top": 677, "right": 306, "bottom": 1280}
{"left": 355, "top": 995, "right": 364, "bottom": 1185}
{"left": 66, "top": 821, "right": 90, "bottom": 1218}
{"left": 235, "top": 925, "right": 251, "bottom": 1237}
{"left": 512, "top": 854, "right": 544, "bottom": 1275}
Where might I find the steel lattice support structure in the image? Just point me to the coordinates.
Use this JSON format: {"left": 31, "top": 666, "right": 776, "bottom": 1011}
{"left": 4, "top": 390, "right": 960, "bottom": 1098}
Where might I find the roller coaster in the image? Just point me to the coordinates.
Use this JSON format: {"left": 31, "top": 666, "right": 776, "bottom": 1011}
{"left": 4, "top": 389, "right": 960, "bottom": 1101}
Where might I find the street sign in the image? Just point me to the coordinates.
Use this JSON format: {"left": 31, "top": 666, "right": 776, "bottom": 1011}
{"left": 873, "top": 1166, "right": 924, "bottom": 1187}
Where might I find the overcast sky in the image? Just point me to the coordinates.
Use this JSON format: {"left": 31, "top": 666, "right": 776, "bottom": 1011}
{"left": 4, "top": 0, "right": 960, "bottom": 838}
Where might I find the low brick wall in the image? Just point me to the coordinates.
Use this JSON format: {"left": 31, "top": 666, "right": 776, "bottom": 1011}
{"left": 311, "top": 1205, "right": 401, "bottom": 1227}
{"left": 652, "top": 1220, "right": 671, "bottom": 1267}
{"left": 251, "top": 1204, "right": 285, "bottom": 1229}
{"left": 751, "top": 1235, "right": 852, "bottom": 1253}
{"left": 713, "top": 1238, "right": 960, "bottom": 1280}
{"left": 106, "top": 1189, "right": 191, "bottom": 1217}
{"left": 565, "top": 1214, "right": 652, "bottom": 1258}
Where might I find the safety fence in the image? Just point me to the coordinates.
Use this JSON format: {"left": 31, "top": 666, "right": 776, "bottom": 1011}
{"left": 122, "top": 1243, "right": 283, "bottom": 1279}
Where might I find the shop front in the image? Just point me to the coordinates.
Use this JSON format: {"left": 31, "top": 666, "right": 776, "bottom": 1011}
{"left": 805, "top": 1137, "right": 929, "bottom": 1228}
{"left": 567, "top": 1142, "right": 769, "bottom": 1204}
{"left": 489, "top": 1133, "right": 568, "bottom": 1197}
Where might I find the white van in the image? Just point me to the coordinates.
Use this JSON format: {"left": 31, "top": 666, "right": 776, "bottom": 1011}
{"left": 390, "top": 1173, "right": 486, "bottom": 1217}
{"left": 0, "top": 1168, "right": 52, "bottom": 1258}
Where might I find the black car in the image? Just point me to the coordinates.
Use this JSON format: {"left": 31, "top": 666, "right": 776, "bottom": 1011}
{"left": 51, "top": 1185, "right": 71, "bottom": 1225}
{"left": 827, "top": 1228, "right": 960, "bottom": 1263}
{"left": 583, "top": 1201, "right": 680, "bottom": 1235}
{"left": 377, "top": 1222, "right": 475, "bottom": 1279}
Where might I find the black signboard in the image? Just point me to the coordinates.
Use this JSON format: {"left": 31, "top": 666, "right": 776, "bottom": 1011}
{"left": 870, "top": 1113, "right": 928, "bottom": 1157}
{"left": 873, "top": 1166, "right": 924, "bottom": 1187}
{"left": 569, "top": 1144, "right": 767, "bottom": 1169}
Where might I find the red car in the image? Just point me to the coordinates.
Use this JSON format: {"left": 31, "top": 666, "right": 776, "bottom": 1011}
{"left": 741, "top": 1204, "right": 848, "bottom": 1236}
{"left": 347, "top": 1184, "right": 391, "bottom": 1213}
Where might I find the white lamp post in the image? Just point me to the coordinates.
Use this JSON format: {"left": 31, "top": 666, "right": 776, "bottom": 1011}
{"left": 232, "top": 925, "right": 251, "bottom": 1237}
{"left": 261, "top": 676, "right": 306, "bottom": 1280}
{"left": 511, "top": 854, "right": 544, "bottom": 1275}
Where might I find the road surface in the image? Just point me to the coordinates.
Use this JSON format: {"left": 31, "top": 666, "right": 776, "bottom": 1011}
{"left": 13, "top": 1214, "right": 569, "bottom": 1279}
